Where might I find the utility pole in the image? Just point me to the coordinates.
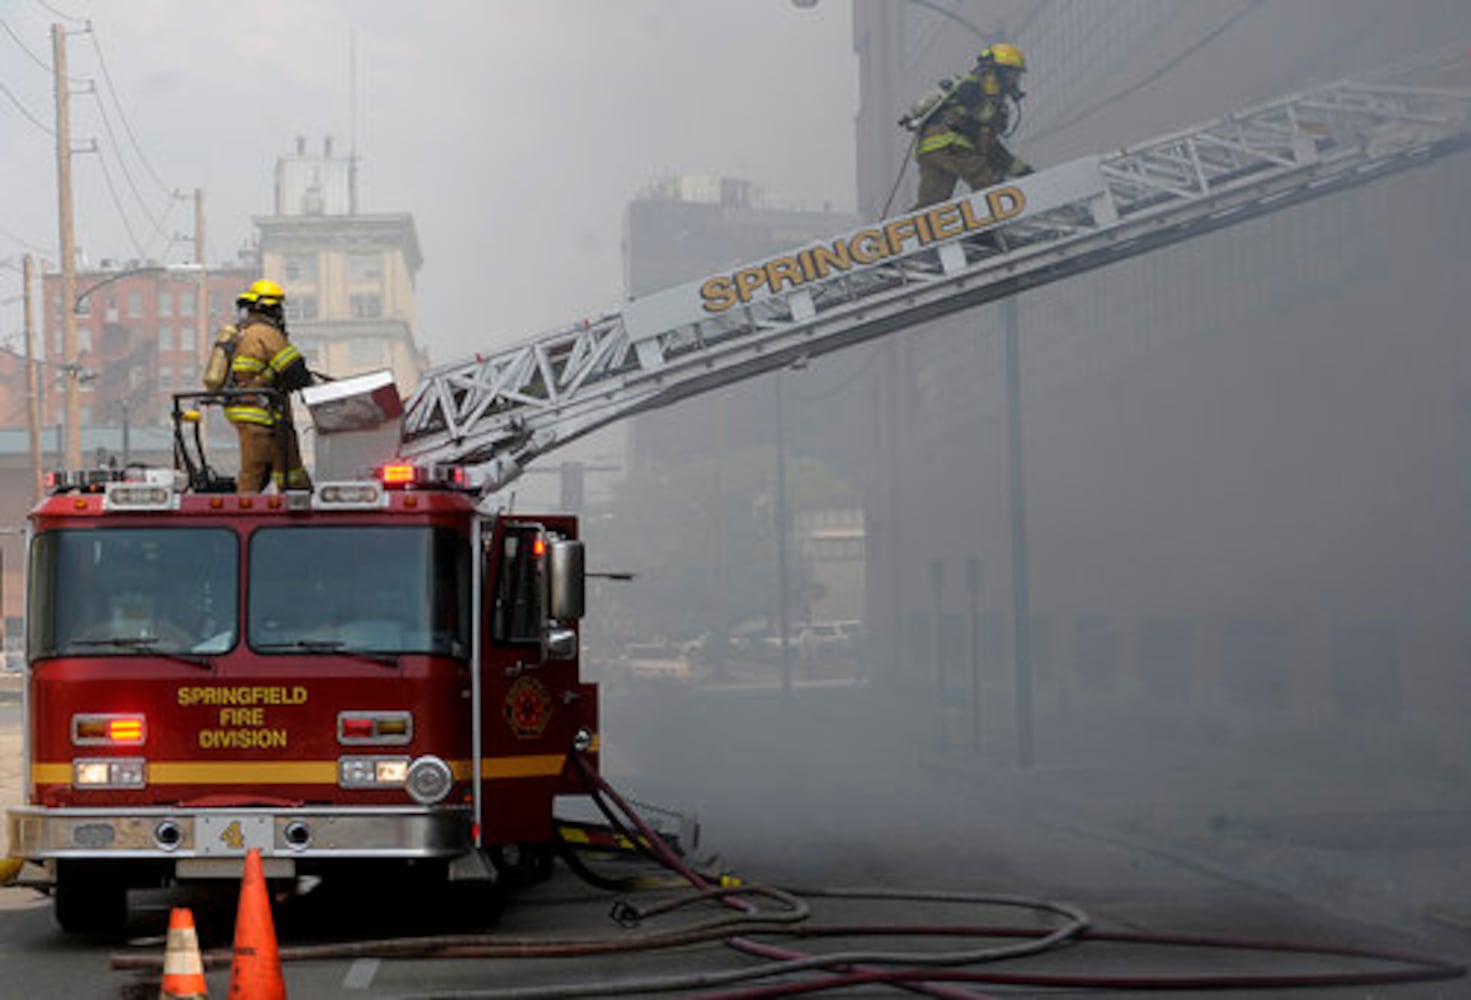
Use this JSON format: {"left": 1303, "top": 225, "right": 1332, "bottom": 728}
{"left": 52, "top": 23, "right": 80, "bottom": 470}
{"left": 22, "top": 256, "right": 41, "bottom": 503}
{"left": 773, "top": 372, "right": 793, "bottom": 696}
{"left": 1003, "top": 296, "right": 1035, "bottom": 767}
{"left": 194, "top": 188, "right": 208, "bottom": 369}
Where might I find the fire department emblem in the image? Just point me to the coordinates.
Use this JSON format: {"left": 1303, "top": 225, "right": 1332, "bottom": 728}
{"left": 505, "top": 676, "right": 553, "bottom": 739}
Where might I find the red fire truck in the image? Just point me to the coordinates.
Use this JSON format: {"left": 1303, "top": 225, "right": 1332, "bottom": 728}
{"left": 7, "top": 393, "right": 594, "bottom": 932}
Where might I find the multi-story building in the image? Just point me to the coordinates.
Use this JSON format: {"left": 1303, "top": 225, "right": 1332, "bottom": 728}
{"left": 611, "top": 175, "right": 868, "bottom": 633}
{"left": 254, "top": 137, "right": 426, "bottom": 400}
{"left": 623, "top": 175, "right": 861, "bottom": 465}
{"left": 848, "top": 0, "right": 1471, "bottom": 770}
{"left": 34, "top": 262, "right": 257, "bottom": 434}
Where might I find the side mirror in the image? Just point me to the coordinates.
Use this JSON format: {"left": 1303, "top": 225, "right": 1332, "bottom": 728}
{"left": 548, "top": 539, "right": 585, "bottom": 621}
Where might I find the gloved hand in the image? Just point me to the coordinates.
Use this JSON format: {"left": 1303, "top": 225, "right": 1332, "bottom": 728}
{"left": 213, "top": 324, "right": 239, "bottom": 346}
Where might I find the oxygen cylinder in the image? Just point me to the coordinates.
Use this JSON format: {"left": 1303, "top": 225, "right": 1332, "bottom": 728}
{"left": 900, "top": 75, "right": 962, "bottom": 131}
{"left": 202, "top": 325, "right": 238, "bottom": 390}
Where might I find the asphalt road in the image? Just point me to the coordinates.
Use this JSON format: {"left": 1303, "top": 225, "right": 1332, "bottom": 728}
{"left": 0, "top": 675, "right": 1466, "bottom": 998}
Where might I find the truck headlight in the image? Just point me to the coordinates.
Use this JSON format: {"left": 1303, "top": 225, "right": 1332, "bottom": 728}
{"left": 73, "top": 758, "right": 146, "bottom": 789}
{"left": 338, "top": 755, "right": 410, "bottom": 789}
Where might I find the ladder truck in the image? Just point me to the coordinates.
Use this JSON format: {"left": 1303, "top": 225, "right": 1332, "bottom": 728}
{"left": 7, "top": 49, "right": 1470, "bottom": 933}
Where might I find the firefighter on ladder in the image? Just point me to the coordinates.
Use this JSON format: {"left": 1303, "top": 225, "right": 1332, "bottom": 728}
{"left": 902, "top": 42, "right": 1033, "bottom": 210}
{"left": 204, "top": 279, "right": 313, "bottom": 493}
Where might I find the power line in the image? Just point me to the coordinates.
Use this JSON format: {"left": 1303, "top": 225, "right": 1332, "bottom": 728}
{"left": 84, "top": 87, "right": 172, "bottom": 248}
{"left": 1028, "top": 0, "right": 1265, "bottom": 143}
{"left": 141, "top": 193, "right": 185, "bottom": 260}
{"left": 85, "top": 143, "right": 148, "bottom": 258}
{"left": 34, "top": 0, "right": 86, "bottom": 26}
{"left": 0, "top": 15, "right": 51, "bottom": 72}
{"left": 86, "top": 24, "right": 177, "bottom": 200}
{"left": 0, "top": 77, "right": 55, "bottom": 135}
{"left": 0, "top": 224, "right": 52, "bottom": 256}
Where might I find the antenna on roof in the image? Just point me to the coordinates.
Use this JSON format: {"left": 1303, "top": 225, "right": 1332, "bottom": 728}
{"left": 349, "top": 28, "right": 359, "bottom": 215}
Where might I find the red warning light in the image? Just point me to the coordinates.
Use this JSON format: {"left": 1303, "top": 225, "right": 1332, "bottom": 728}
{"left": 379, "top": 464, "right": 417, "bottom": 486}
{"left": 107, "top": 717, "right": 145, "bottom": 744}
{"left": 340, "top": 716, "right": 375, "bottom": 740}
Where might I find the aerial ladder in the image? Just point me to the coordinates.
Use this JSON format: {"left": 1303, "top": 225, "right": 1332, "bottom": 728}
{"left": 395, "top": 48, "right": 1471, "bottom": 488}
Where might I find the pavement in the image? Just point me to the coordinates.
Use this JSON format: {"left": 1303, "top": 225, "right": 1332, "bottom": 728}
{"left": 919, "top": 701, "right": 1471, "bottom": 950}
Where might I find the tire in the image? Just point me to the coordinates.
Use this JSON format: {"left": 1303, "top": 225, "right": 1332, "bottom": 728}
{"left": 53, "top": 865, "right": 129, "bottom": 935}
{"left": 489, "top": 842, "right": 556, "bottom": 886}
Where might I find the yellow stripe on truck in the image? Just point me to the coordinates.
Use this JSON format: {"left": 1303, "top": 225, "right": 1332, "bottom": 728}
{"left": 481, "top": 754, "right": 567, "bottom": 779}
{"left": 33, "top": 753, "right": 576, "bottom": 786}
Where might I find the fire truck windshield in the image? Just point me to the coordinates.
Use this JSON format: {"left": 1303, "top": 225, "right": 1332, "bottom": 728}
{"left": 29, "top": 527, "right": 239, "bottom": 660}
{"left": 247, "top": 526, "right": 469, "bottom": 658}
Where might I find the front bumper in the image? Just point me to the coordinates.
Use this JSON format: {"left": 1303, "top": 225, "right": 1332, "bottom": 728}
{"left": 7, "top": 804, "right": 472, "bottom": 865}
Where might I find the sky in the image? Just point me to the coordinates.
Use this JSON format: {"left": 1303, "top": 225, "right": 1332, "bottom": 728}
{"left": 0, "top": 0, "right": 857, "bottom": 366}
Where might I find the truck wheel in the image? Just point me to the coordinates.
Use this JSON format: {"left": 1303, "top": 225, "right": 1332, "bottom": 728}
{"left": 489, "top": 843, "right": 555, "bottom": 885}
{"left": 54, "top": 867, "right": 128, "bottom": 934}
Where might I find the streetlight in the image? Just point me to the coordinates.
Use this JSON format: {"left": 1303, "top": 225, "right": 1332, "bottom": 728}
{"left": 64, "top": 263, "right": 201, "bottom": 469}
{"left": 72, "top": 263, "right": 202, "bottom": 314}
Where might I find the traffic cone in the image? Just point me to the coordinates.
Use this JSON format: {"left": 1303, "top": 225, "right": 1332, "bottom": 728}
{"left": 159, "top": 906, "right": 209, "bottom": 1000}
{"left": 227, "top": 849, "right": 285, "bottom": 999}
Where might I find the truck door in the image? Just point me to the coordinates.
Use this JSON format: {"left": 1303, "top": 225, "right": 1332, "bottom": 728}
{"left": 473, "top": 517, "right": 589, "bottom": 849}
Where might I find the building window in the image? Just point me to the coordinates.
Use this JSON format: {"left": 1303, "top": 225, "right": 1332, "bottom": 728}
{"left": 349, "top": 294, "right": 382, "bottom": 319}
{"left": 159, "top": 327, "right": 174, "bottom": 351}
{"left": 179, "top": 292, "right": 195, "bottom": 317}
{"left": 160, "top": 365, "right": 173, "bottom": 387}
{"left": 78, "top": 328, "right": 92, "bottom": 353}
{"left": 347, "top": 252, "right": 381, "bottom": 282}
{"left": 286, "top": 296, "right": 319, "bottom": 321}
{"left": 159, "top": 291, "right": 173, "bottom": 317}
{"left": 283, "top": 254, "right": 318, "bottom": 282}
{"left": 209, "top": 291, "right": 224, "bottom": 316}
{"left": 127, "top": 291, "right": 143, "bottom": 318}
{"left": 286, "top": 257, "right": 314, "bottom": 283}
{"left": 76, "top": 296, "right": 91, "bottom": 317}
{"left": 295, "top": 338, "right": 321, "bottom": 366}
{"left": 105, "top": 298, "right": 119, "bottom": 322}
{"left": 349, "top": 338, "right": 382, "bottom": 367}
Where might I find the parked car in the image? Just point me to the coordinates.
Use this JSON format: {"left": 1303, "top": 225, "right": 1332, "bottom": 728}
{"left": 621, "top": 642, "right": 694, "bottom": 681}
{"left": 796, "top": 620, "right": 863, "bottom": 659}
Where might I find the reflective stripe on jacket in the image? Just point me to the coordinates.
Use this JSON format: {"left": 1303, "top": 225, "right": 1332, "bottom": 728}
{"left": 223, "top": 401, "right": 277, "bottom": 426}
{"left": 269, "top": 343, "right": 303, "bottom": 380}
{"left": 226, "top": 318, "right": 293, "bottom": 427}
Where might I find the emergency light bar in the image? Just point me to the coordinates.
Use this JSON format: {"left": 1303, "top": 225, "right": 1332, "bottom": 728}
{"left": 373, "top": 462, "right": 471, "bottom": 491}
{"left": 313, "top": 481, "right": 388, "bottom": 510}
{"left": 103, "top": 482, "right": 174, "bottom": 512}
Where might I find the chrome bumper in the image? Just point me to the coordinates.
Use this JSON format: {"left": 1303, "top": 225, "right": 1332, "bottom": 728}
{"left": 6, "top": 804, "right": 472, "bottom": 864}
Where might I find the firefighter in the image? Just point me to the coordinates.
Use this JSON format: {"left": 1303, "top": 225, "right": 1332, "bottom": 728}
{"left": 218, "top": 279, "right": 313, "bottom": 493}
{"left": 903, "top": 42, "right": 1033, "bottom": 210}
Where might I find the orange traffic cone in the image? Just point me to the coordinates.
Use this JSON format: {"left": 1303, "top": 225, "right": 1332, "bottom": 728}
{"left": 227, "top": 849, "right": 285, "bottom": 999}
{"left": 159, "top": 906, "right": 209, "bottom": 1000}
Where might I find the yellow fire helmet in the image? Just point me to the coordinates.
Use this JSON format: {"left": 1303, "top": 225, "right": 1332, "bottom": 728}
{"left": 980, "top": 42, "right": 1026, "bottom": 72}
{"left": 236, "top": 278, "right": 286, "bottom": 310}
